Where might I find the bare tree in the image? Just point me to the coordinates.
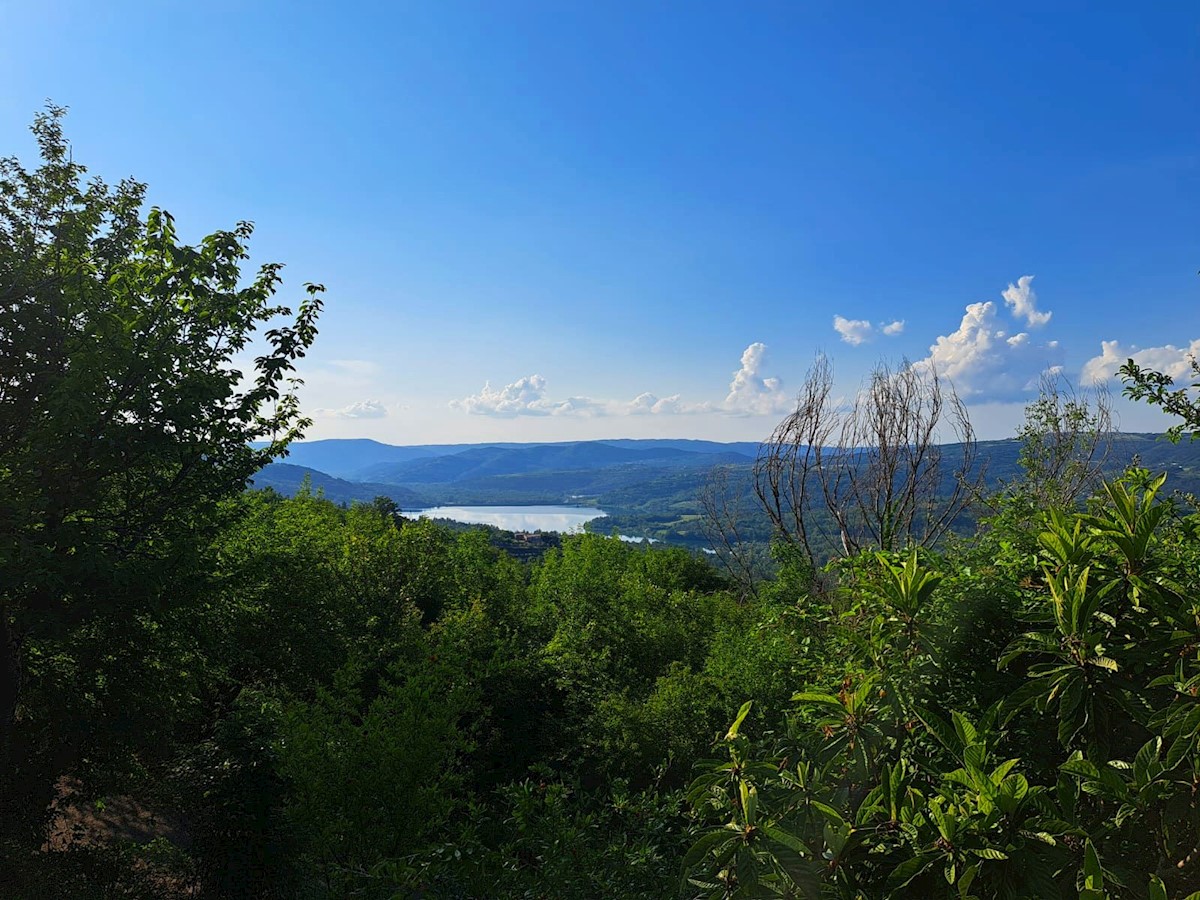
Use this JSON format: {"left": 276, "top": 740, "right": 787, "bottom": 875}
{"left": 752, "top": 355, "right": 838, "bottom": 563}
{"left": 754, "top": 356, "right": 984, "bottom": 564}
{"left": 699, "top": 464, "right": 762, "bottom": 599}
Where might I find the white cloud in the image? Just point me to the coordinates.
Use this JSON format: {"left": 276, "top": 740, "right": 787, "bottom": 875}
{"left": 722, "top": 342, "right": 790, "bottom": 415}
{"left": 314, "top": 399, "right": 389, "bottom": 419}
{"left": 1002, "top": 275, "right": 1052, "bottom": 328}
{"left": 450, "top": 375, "right": 656, "bottom": 418}
{"left": 833, "top": 316, "right": 906, "bottom": 344}
{"left": 451, "top": 343, "right": 788, "bottom": 419}
{"left": 627, "top": 392, "right": 691, "bottom": 415}
{"left": 1081, "top": 338, "right": 1200, "bottom": 385}
{"left": 450, "top": 375, "right": 556, "bottom": 417}
{"left": 914, "top": 296, "right": 1062, "bottom": 402}
{"left": 833, "top": 315, "right": 874, "bottom": 346}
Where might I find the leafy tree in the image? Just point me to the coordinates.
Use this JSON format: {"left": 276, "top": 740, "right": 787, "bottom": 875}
{"left": 1120, "top": 356, "right": 1200, "bottom": 442}
{"left": 1010, "top": 374, "right": 1113, "bottom": 511}
{"left": 0, "top": 106, "right": 323, "bottom": 853}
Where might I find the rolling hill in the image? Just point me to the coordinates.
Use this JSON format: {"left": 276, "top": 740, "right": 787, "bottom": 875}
{"left": 249, "top": 435, "right": 1200, "bottom": 546}
{"left": 249, "top": 463, "right": 424, "bottom": 507}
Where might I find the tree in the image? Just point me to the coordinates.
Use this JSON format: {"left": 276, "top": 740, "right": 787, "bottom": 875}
{"left": 1012, "top": 373, "right": 1112, "bottom": 508}
{"left": 0, "top": 106, "right": 323, "bottom": 847}
{"left": 754, "top": 356, "right": 983, "bottom": 563}
{"left": 983, "top": 374, "right": 1113, "bottom": 539}
{"left": 1120, "top": 355, "right": 1200, "bottom": 443}
{"left": 699, "top": 464, "right": 763, "bottom": 599}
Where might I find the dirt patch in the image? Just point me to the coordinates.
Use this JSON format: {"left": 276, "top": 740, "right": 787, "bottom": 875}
{"left": 44, "top": 776, "right": 190, "bottom": 852}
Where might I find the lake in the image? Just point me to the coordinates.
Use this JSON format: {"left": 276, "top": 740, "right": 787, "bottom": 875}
{"left": 410, "top": 504, "right": 606, "bottom": 533}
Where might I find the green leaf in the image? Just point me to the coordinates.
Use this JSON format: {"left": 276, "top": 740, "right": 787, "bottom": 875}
{"left": 762, "top": 824, "right": 811, "bottom": 858}
{"left": 806, "top": 800, "right": 846, "bottom": 825}
{"left": 958, "top": 863, "right": 979, "bottom": 898}
{"left": 1083, "top": 838, "right": 1103, "bottom": 884}
{"left": 682, "top": 828, "right": 736, "bottom": 873}
{"left": 1134, "top": 736, "right": 1161, "bottom": 784}
{"left": 1061, "top": 754, "right": 1099, "bottom": 779}
{"left": 1166, "top": 735, "right": 1191, "bottom": 770}
{"left": 726, "top": 700, "right": 754, "bottom": 740}
{"left": 968, "top": 847, "right": 1008, "bottom": 860}
{"left": 952, "top": 711, "right": 978, "bottom": 747}
{"left": 791, "top": 691, "right": 843, "bottom": 708}
{"left": 990, "top": 758, "right": 1020, "bottom": 782}
{"left": 915, "top": 706, "right": 960, "bottom": 752}
{"left": 887, "top": 854, "right": 935, "bottom": 889}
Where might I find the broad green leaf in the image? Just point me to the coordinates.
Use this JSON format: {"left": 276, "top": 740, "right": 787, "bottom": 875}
{"left": 726, "top": 700, "right": 754, "bottom": 740}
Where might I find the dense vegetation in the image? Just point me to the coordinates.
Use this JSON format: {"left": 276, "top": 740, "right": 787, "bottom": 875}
{"left": 5, "top": 108, "right": 1200, "bottom": 900}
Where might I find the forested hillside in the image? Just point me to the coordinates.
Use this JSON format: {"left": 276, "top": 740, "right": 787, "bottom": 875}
{"left": 8, "top": 108, "right": 1200, "bottom": 900}
{"left": 251, "top": 433, "right": 1200, "bottom": 551}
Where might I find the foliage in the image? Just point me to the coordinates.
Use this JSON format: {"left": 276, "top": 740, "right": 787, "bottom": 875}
{"left": 1121, "top": 356, "right": 1200, "bottom": 443}
{"left": 1007, "top": 374, "right": 1113, "bottom": 513}
{"left": 278, "top": 649, "right": 474, "bottom": 894}
{"left": 683, "top": 470, "right": 1200, "bottom": 899}
{"left": 10, "top": 109, "right": 1200, "bottom": 900}
{"left": 0, "top": 105, "right": 322, "bottom": 873}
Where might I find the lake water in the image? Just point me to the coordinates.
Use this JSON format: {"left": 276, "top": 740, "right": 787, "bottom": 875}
{"left": 411, "top": 504, "right": 606, "bottom": 533}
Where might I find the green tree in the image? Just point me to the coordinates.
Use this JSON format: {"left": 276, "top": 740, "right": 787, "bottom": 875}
{"left": 1012, "top": 374, "right": 1113, "bottom": 511}
{"left": 0, "top": 106, "right": 323, "bottom": 851}
{"left": 1120, "top": 356, "right": 1200, "bottom": 442}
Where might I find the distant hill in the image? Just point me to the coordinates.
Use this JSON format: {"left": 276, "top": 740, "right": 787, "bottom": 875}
{"left": 250, "top": 463, "right": 424, "bottom": 508}
{"left": 248, "top": 435, "right": 1200, "bottom": 543}
{"left": 969, "top": 433, "right": 1200, "bottom": 488}
{"left": 597, "top": 438, "right": 761, "bottom": 457}
{"left": 268, "top": 437, "right": 758, "bottom": 481}
{"left": 357, "top": 442, "right": 755, "bottom": 484}
{"left": 266, "top": 439, "right": 440, "bottom": 480}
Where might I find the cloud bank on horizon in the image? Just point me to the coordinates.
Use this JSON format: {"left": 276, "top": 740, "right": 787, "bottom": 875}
{"left": 319, "top": 276, "right": 1197, "bottom": 433}
{"left": 451, "top": 342, "right": 792, "bottom": 419}
{"left": 832, "top": 275, "right": 1196, "bottom": 405}
{"left": 1081, "top": 338, "right": 1200, "bottom": 387}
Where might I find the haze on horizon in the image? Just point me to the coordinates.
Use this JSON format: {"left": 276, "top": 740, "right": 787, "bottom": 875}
{"left": 3, "top": 2, "right": 1195, "bottom": 445}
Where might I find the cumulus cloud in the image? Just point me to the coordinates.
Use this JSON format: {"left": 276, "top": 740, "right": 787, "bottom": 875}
{"left": 1002, "top": 275, "right": 1052, "bottom": 328}
{"left": 627, "top": 392, "right": 691, "bottom": 415}
{"left": 914, "top": 295, "right": 1062, "bottom": 402}
{"left": 723, "top": 342, "right": 790, "bottom": 415}
{"left": 1080, "top": 338, "right": 1200, "bottom": 385}
{"left": 833, "top": 316, "right": 874, "bottom": 346}
{"left": 314, "top": 399, "right": 389, "bottom": 419}
{"left": 448, "top": 375, "right": 592, "bottom": 417}
{"left": 832, "top": 316, "right": 906, "bottom": 345}
{"left": 451, "top": 344, "right": 788, "bottom": 419}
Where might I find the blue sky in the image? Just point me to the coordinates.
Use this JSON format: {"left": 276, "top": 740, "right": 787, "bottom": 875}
{"left": 3, "top": 1, "right": 1197, "bottom": 442}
